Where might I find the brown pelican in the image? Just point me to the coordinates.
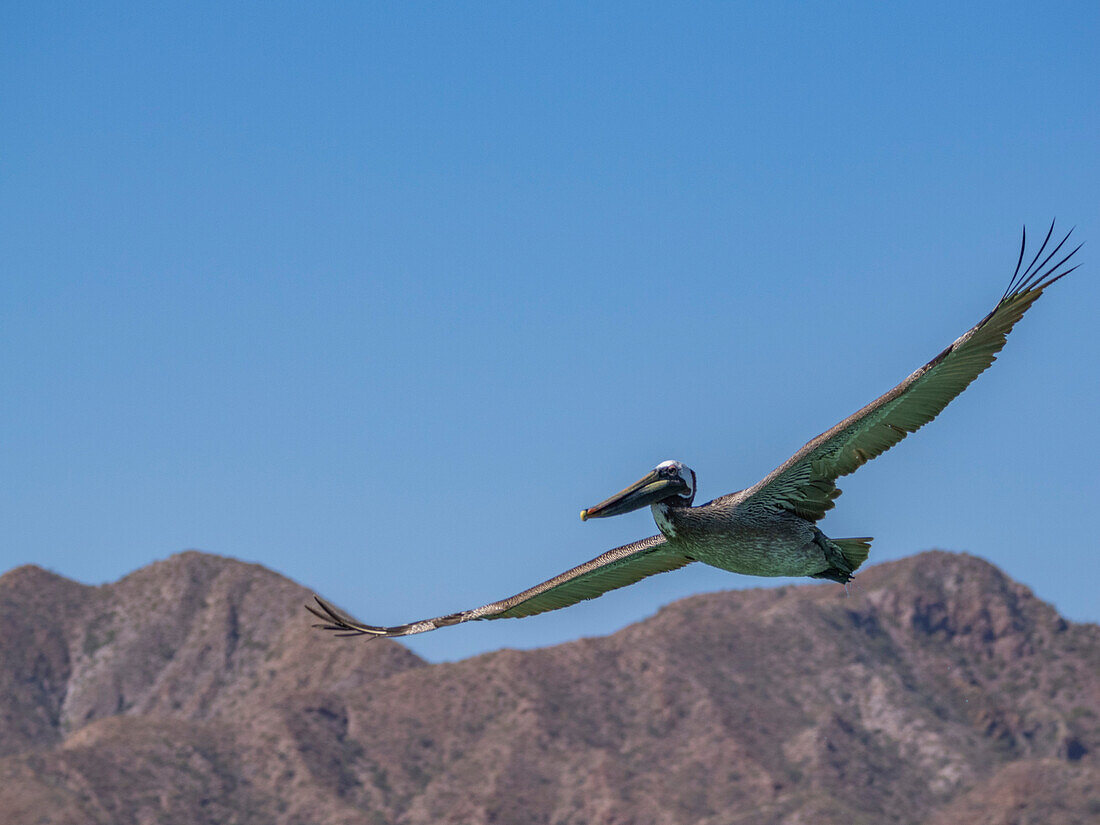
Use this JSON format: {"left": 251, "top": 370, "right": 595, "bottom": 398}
{"left": 309, "top": 224, "right": 1080, "bottom": 639}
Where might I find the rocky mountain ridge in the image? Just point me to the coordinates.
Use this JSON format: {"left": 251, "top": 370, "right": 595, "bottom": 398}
{"left": 0, "top": 550, "right": 1096, "bottom": 824}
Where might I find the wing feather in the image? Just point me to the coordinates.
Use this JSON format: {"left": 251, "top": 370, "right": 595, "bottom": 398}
{"left": 738, "top": 223, "right": 1081, "bottom": 521}
{"left": 307, "top": 534, "right": 692, "bottom": 638}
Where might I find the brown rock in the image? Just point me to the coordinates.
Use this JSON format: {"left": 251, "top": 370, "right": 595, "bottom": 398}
{"left": 0, "top": 550, "right": 1096, "bottom": 824}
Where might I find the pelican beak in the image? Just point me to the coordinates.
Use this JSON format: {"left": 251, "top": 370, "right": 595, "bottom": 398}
{"left": 580, "top": 470, "right": 689, "bottom": 521}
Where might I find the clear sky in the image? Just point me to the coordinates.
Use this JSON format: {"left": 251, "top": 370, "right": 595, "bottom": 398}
{"left": 3, "top": 2, "right": 1097, "bottom": 662}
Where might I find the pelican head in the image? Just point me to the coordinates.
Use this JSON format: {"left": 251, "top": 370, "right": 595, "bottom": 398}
{"left": 580, "top": 460, "right": 696, "bottom": 521}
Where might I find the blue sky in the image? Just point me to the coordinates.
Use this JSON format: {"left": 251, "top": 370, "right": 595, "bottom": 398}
{"left": 2, "top": 2, "right": 1097, "bottom": 662}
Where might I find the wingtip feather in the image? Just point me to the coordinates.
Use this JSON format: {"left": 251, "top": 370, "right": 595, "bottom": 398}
{"left": 306, "top": 594, "right": 391, "bottom": 637}
{"left": 1004, "top": 221, "right": 1080, "bottom": 301}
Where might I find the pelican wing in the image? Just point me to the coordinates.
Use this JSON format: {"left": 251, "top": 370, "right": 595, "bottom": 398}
{"left": 308, "top": 534, "right": 692, "bottom": 638}
{"left": 737, "top": 223, "right": 1080, "bottom": 522}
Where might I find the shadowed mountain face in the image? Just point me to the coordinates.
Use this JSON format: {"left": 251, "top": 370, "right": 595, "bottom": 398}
{"left": 0, "top": 551, "right": 1096, "bottom": 825}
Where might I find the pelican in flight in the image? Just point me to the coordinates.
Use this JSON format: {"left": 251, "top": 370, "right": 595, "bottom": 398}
{"left": 309, "top": 224, "right": 1081, "bottom": 639}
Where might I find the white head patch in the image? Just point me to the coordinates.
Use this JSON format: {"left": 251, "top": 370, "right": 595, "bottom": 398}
{"left": 655, "top": 459, "right": 694, "bottom": 499}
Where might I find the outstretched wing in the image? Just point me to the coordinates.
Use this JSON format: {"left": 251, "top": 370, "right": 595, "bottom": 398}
{"left": 307, "top": 534, "right": 692, "bottom": 638}
{"left": 737, "top": 222, "right": 1081, "bottom": 522}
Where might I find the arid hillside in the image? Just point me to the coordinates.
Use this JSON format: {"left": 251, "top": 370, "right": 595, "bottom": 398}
{"left": 0, "top": 550, "right": 1096, "bottom": 824}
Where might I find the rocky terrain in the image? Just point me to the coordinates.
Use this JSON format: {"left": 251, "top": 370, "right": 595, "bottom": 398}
{"left": 0, "top": 550, "right": 1096, "bottom": 824}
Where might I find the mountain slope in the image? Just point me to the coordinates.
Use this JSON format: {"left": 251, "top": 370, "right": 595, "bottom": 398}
{"left": 0, "top": 550, "right": 1096, "bottom": 824}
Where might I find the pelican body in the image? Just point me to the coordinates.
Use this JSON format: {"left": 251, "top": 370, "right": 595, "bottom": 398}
{"left": 309, "top": 224, "right": 1080, "bottom": 639}
{"left": 580, "top": 460, "right": 868, "bottom": 583}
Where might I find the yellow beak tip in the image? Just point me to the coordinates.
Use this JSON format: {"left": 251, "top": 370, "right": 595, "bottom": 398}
{"left": 580, "top": 509, "right": 589, "bottom": 521}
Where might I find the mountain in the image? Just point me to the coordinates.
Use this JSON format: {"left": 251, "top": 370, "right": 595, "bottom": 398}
{"left": 0, "top": 550, "right": 1096, "bottom": 825}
